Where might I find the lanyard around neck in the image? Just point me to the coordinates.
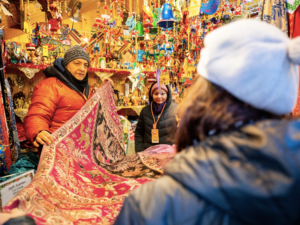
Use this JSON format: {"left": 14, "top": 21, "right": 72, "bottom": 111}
{"left": 151, "top": 101, "right": 166, "bottom": 129}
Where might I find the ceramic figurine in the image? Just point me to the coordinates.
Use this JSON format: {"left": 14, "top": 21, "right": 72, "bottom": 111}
{"left": 18, "top": 49, "right": 28, "bottom": 64}
{"left": 99, "top": 57, "right": 106, "bottom": 68}
{"left": 164, "top": 38, "right": 174, "bottom": 56}
{"left": 42, "top": 56, "right": 49, "bottom": 65}
{"left": 118, "top": 92, "right": 125, "bottom": 106}
{"left": 109, "top": 60, "right": 118, "bottom": 69}
{"left": 125, "top": 13, "right": 136, "bottom": 32}
{"left": 124, "top": 96, "right": 130, "bottom": 106}
{"left": 131, "top": 90, "right": 142, "bottom": 106}
{"left": 58, "top": 47, "right": 64, "bottom": 58}
{"left": 134, "top": 42, "right": 146, "bottom": 63}
{"left": 146, "top": 41, "right": 159, "bottom": 61}
{"left": 8, "top": 48, "right": 18, "bottom": 64}
{"left": 90, "top": 53, "right": 98, "bottom": 68}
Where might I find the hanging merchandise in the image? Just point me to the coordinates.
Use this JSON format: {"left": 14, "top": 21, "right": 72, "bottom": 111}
{"left": 135, "top": 22, "right": 145, "bottom": 36}
{"left": 259, "top": 0, "right": 288, "bottom": 35}
{"left": 5, "top": 79, "right": 20, "bottom": 161}
{"left": 143, "top": 0, "right": 153, "bottom": 28}
{"left": 157, "top": 2, "right": 177, "bottom": 28}
{"left": 200, "top": 0, "right": 220, "bottom": 15}
{"left": 126, "top": 12, "right": 137, "bottom": 32}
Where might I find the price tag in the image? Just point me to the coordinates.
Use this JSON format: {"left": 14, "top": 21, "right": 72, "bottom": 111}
{"left": 0, "top": 170, "right": 34, "bottom": 211}
{"left": 151, "top": 129, "right": 159, "bottom": 143}
{"left": 43, "top": 45, "right": 48, "bottom": 57}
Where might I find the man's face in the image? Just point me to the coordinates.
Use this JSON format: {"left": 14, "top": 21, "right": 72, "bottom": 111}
{"left": 65, "top": 58, "right": 88, "bottom": 80}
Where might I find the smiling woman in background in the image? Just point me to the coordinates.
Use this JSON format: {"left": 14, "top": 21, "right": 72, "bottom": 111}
{"left": 134, "top": 82, "right": 177, "bottom": 152}
{"left": 115, "top": 20, "right": 300, "bottom": 225}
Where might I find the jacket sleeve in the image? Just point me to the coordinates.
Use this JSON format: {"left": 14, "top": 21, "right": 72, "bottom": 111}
{"left": 114, "top": 176, "right": 207, "bottom": 225}
{"left": 135, "top": 109, "right": 145, "bottom": 152}
{"left": 24, "top": 81, "right": 59, "bottom": 144}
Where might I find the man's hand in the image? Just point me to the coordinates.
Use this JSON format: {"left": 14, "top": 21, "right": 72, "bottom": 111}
{"left": 104, "top": 78, "right": 114, "bottom": 87}
{"left": 33, "top": 130, "right": 54, "bottom": 147}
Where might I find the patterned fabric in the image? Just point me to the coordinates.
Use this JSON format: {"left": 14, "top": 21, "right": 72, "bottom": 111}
{"left": 259, "top": 0, "right": 288, "bottom": 35}
{"left": 0, "top": 75, "right": 16, "bottom": 164}
{"left": 287, "top": 2, "right": 300, "bottom": 115}
{"left": 0, "top": 84, "right": 12, "bottom": 171}
{"left": 201, "top": 0, "right": 219, "bottom": 15}
{"left": 4, "top": 83, "right": 176, "bottom": 224}
{"left": 5, "top": 78, "right": 20, "bottom": 161}
{"left": 0, "top": 153, "right": 39, "bottom": 182}
{"left": 286, "top": 0, "right": 300, "bottom": 13}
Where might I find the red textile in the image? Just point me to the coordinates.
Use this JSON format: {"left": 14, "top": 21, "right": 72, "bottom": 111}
{"left": 4, "top": 83, "right": 176, "bottom": 224}
{"left": 24, "top": 77, "right": 93, "bottom": 144}
{"left": 288, "top": 7, "right": 300, "bottom": 116}
{"left": 0, "top": 92, "right": 12, "bottom": 170}
{"left": 16, "top": 117, "right": 26, "bottom": 142}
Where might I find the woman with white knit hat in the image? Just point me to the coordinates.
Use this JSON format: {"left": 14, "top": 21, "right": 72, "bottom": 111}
{"left": 115, "top": 20, "right": 300, "bottom": 225}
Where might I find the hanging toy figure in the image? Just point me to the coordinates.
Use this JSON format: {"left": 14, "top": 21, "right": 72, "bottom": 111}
{"left": 134, "top": 41, "right": 146, "bottom": 64}
{"left": 164, "top": 35, "right": 174, "bottom": 56}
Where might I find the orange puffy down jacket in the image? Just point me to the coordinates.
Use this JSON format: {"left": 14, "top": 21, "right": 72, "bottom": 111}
{"left": 24, "top": 77, "right": 92, "bottom": 144}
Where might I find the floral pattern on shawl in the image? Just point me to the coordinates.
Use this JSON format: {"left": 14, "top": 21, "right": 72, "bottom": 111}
{"left": 3, "top": 83, "right": 175, "bottom": 224}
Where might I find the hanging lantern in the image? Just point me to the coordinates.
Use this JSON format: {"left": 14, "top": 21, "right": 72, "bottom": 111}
{"left": 143, "top": 28, "right": 151, "bottom": 41}
{"left": 157, "top": 3, "right": 176, "bottom": 29}
{"left": 135, "top": 22, "right": 144, "bottom": 36}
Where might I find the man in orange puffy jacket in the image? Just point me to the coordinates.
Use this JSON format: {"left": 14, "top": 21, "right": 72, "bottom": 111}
{"left": 24, "top": 45, "right": 113, "bottom": 148}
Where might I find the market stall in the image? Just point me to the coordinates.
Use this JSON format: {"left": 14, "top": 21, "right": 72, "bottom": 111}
{"left": 0, "top": 0, "right": 260, "bottom": 177}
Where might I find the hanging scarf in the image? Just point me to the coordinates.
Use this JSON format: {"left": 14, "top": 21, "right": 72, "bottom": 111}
{"left": 63, "top": 67, "right": 89, "bottom": 94}
{"left": 5, "top": 78, "right": 20, "bottom": 161}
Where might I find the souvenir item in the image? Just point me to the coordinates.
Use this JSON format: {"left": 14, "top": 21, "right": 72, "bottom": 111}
{"left": 17, "top": 50, "right": 28, "bottom": 64}
{"left": 125, "top": 13, "right": 136, "bottom": 32}
{"left": 135, "top": 22, "right": 145, "bottom": 36}
{"left": 143, "top": 0, "right": 153, "bottom": 28}
{"left": 157, "top": 3, "right": 177, "bottom": 28}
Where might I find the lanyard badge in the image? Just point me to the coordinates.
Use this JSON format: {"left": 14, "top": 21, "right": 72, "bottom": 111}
{"left": 151, "top": 101, "right": 166, "bottom": 144}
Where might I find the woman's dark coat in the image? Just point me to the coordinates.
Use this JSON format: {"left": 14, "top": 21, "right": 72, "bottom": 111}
{"left": 115, "top": 119, "right": 300, "bottom": 225}
{"left": 135, "top": 82, "right": 177, "bottom": 152}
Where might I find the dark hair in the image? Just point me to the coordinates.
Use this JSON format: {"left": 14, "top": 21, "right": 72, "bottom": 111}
{"left": 175, "top": 76, "right": 286, "bottom": 152}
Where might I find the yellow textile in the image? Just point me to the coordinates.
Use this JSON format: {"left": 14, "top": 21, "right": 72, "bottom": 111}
{"left": 259, "top": 0, "right": 288, "bottom": 35}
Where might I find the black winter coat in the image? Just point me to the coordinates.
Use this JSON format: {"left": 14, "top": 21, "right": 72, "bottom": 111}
{"left": 115, "top": 119, "right": 300, "bottom": 225}
{"left": 135, "top": 82, "right": 177, "bottom": 152}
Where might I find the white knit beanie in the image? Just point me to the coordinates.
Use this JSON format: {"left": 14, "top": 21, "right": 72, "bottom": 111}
{"left": 197, "top": 19, "right": 300, "bottom": 115}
